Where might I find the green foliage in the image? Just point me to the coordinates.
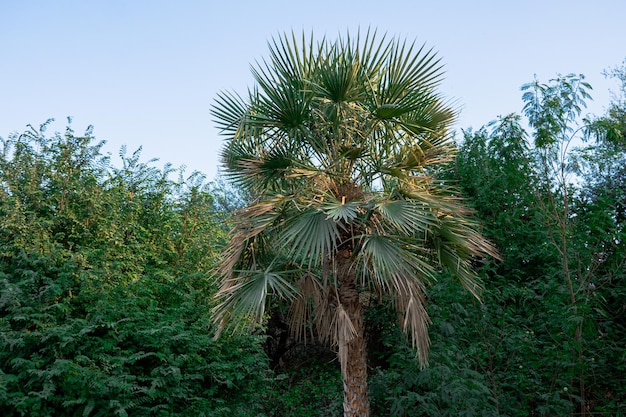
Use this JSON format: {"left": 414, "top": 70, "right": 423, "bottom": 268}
{"left": 448, "top": 68, "right": 626, "bottom": 415}
{"left": 0, "top": 120, "right": 269, "bottom": 416}
{"left": 368, "top": 284, "right": 498, "bottom": 417}
{"left": 263, "top": 357, "right": 343, "bottom": 417}
{"left": 3, "top": 59, "right": 626, "bottom": 417}
{"left": 456, "top": 115, "right": 554, "bottom": 280}
{"left": 521, "top": 73, "right": 592, "bottom": 150}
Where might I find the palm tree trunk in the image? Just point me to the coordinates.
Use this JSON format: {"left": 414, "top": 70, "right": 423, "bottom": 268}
{"left": 338, "top": 250, "right": 369, "bottom": 417}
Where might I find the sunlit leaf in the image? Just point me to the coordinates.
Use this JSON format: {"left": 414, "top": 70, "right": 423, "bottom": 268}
{"left": 281, "top": 208, "right": 342, "bottom": 264}
{"left": 322, "top": 198, "right": 360, "bottom": 223}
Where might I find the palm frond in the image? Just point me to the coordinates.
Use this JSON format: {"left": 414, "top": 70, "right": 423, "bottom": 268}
{"left": 386, "top": 40, "right": 444, "bottom": 91}
{"left": 399, "top": 97, "right": 458, "bottom": 136}
{"left": 373, "top": 39, "right": 444, "bottom": 108}
{"left": 397, "top": 185, "right": 467, "bottom": 215}
{"left": 313, "top": 43, "right": 363, "bottom": 104}
{"left": 211, "top": 90, "right": 248, "bottom": 135}
{"left": 352, "top": 27, "right": 390, "bottom": 81}
{"left": 375, "top": 199, "right": 435, "bottom": 236}
{"left": 213, "top": 264, "right": 298, "bottom": 334}
{"left": 430, "top": 216, "right": 499, "bottom": 299}
{"left": 218, "top": 198, "right": 283, "bottom": 277}
{"left": 280, "top": 207, "right": 343, "bottom": 265}
{"left": 394, "top": 280, "right": 431, "bottom": 367}
{"left": 249, "top": 74, "right": 312, "bottom": 130}
{"left": 267, "top": 30, "right": 322, "bottom": 82}
{"left": 322, "top": 197, "right": 361, "bottom": 223}
{"left": 333, "top": 303, "right": 357, "bottom": 373}
{"left": 289, "top": 273, "right": 324, "bottom": 344}
{"left": 358, "top": 234, "right": 435, "bottom": 294}
{"left": 314, "top": 284, "right": 337, "bottom": 345}
{"left": 220, "top": 130, "right": 306, "bottom": 192}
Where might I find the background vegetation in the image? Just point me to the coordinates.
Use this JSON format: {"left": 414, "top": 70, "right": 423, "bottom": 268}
{"left": 0, "top": 122, "right": 268, "bottom": 416}
{"left": 1, "top": 60, "right": 625, "bottom": 416}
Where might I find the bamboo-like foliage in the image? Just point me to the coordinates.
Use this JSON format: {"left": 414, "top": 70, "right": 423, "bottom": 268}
{"left": 211, "top": 29, "right": 498, "bottom": 366}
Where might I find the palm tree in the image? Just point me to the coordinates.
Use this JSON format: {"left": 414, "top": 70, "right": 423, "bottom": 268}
{"left": 211, "top": 29, "right": 498, "bottom": 417}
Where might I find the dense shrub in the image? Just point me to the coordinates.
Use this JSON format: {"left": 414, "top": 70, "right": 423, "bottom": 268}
{"left": 0, "top": 121, "right": 269, "bottom": 416}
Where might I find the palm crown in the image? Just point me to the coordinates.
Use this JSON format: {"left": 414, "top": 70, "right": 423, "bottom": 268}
{"left": 211, "top": 29, "right": 497, "bottom": 416}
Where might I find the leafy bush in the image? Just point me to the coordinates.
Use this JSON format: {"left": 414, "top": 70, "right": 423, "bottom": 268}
{"left": 368, "top": 286, "right": 499, "bottom": 417}
{"left": 0, "top": 120, "right": 269, "bottom": 416}
{"left": 263, "top": 355, "right": 343, "bottom": 417}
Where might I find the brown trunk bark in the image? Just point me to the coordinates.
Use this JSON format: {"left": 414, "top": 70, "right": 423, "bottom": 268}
{"left": 338, "top": 250, "right": 369, "bottom": 417}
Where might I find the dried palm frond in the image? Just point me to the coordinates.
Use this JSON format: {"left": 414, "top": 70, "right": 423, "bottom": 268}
{"left": 289, "top": 273, "right": 323, "bottom": 344}
{"left": 394, "top": 279, "right": 431, "bottom": 367}
{"left": 334, "top": 303, "right": 358, "bottom": 373}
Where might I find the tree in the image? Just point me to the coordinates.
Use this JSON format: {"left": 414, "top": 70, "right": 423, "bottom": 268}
{"left": 0, "top": 120, "right": 269, "bottom": 416}
{"left": 575, "top": 61, "right": 626, "bottom": 412}
{"left": 211, "top": 30, "right": 498, "bottom": 416}
{"left": 521, "top": 74, "right": 600, "bottom": 414}
{"left": 457, "top": 116, "right": 576, "bottom": 415}
{"left": 451, "top": 70, "right": 626, "bottom": 415}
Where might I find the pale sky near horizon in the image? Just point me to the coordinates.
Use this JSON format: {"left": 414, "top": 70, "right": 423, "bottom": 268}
{"left": 2, "top": 1, "right": 625, "bottom": 181}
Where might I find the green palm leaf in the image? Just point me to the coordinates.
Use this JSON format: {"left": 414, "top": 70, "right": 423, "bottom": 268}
{"left": 358, "top": 234, "right": 435, "bottom": 293}
{"left": 250, "top": 75, "right": 312, "bottom": 130}
{"left": 213, "top": 264, "right": 298, "bottom": 332}
{"left": 322, "top": 197, "right": 361, "bottom": 223}
{"left": 267, "top": 31, "right": 321, "bottom": 82}
{"left": 430, "top": 216, "right": 496, "bottom": 299}
{"left": 375, "top": 199, "right": 435, "bottom": 236}
{"left": 212, "top": 90, "right": 248, "bottom": 134}
{"left": 281, "top": 207, "right": 343, "bottom": 264}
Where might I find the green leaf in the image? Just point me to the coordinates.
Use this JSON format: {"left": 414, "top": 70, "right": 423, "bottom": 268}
{"left": 359, "top": 234, "right": 434, "bottom": 292}
{"left": 281, "top": 208, "right": 342, "bottom": 263}
{"left": 322, "top": 198, "right": 360, "bottom": 223}
{"left": 376, "top": 199, "right": 434, "bottom": 235}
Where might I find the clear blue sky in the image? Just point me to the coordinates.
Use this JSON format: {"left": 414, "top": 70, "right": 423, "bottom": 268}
{"left": 2, "top": 0, "right": 624, "bottom": 180}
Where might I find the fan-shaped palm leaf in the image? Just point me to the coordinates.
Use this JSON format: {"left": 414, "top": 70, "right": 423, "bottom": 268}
{"left": 280, "top": 207, "right": 343, "bottom": 265}
{"left": 322, "top": 197, "right": 361, "bottom": 223}
{"left": 375, "top": 199, "right": 435, "bottom": 236}
{"left": 213, "top": 264, "right": 298, "bottom": 333}
{"left": 358, "top": 234, "right": 436, "bottom": 293}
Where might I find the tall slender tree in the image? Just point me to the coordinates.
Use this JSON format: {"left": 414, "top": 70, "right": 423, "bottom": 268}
{"left": 211, "top": 30, "right": 498, "bottom": 416}
{"left": 522, "top": 74, "right": 595, "bottom": 414}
